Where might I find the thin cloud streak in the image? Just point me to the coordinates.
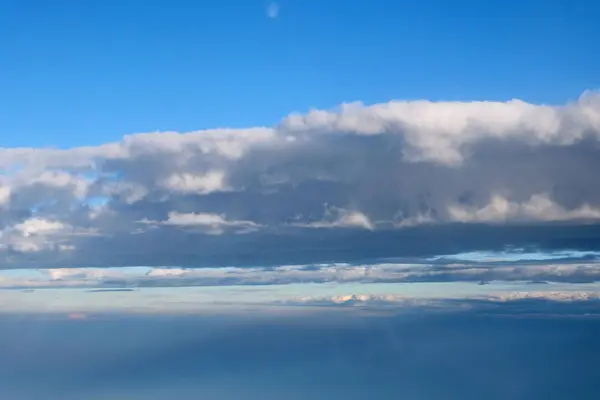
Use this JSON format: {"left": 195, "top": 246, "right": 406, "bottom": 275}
{"left": 3, "top": 259, "right": 600, "bottom": 290}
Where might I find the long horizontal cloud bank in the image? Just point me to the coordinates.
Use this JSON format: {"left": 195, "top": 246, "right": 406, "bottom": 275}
{"left": 3, "top": 261, "right": 600, "bottom": 289}
{"left": 2, "top": 91, "right": 600, "bottom": 268}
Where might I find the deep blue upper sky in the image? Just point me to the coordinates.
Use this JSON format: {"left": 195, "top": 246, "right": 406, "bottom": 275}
{"left": 2, "top": 0, "right": 600, "bottom": 148}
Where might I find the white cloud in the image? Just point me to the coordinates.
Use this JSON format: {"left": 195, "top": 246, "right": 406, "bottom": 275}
{"left": 160, "top": 170, "right": 228, "bottom": 195}
{"left": 285, "top": 293, "right": 410, "bottom": 307}
{"left": 145, "top": 267, "right": 189, "bottom": 278}
{"left": 0, "top": 218, "right": 100, "bottom": 254}
{"left": 13, "top": 218, "right": 66, "bottom": 237}
{"left": 27, "top": 170, "right": 90, "bottom": 199}
{"left": 0, "top": 218, "right": 71, "bottom": 253}
{"left": 448, "top": 194, "right": 600, "bottom": 223}
{"left": 279, "top": 91, "right": 600, "bottom": 165}
{"left": 46, "top": 267, "right": 106, "bottom": 281}
{"left": 293, "top": 207, "right": 374, "bottom": 230}
{"left": 0, "top": 185, "right": 11, "bottom": 207}
{"left": 283, "top": 290, "right": 600, "bottom": 308}
{"left": 148, "top": 211, "right": 262, "bottom": 235}
{"left": 100, "top": 181, "right": 148, "bottom": 204}
{"left": 493, "top": 291, "right": 600, "bottom": 302}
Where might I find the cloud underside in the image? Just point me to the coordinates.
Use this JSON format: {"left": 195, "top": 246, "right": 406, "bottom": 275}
{"left": 1, "top": 91, "right": 600, "bottom": 267}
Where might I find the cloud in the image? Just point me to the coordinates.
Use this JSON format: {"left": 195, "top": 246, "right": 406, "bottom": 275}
{"left": 279, "top": 91, "right": 600, "bottom": 164}
{"left": 0, "top": 218, "right": 97, "bottom": 253}
{"left": 292, "top": 207, "right": 374, "bottom": 230}
{"left": 1, "top": 91, "right": 600, "bottom": 267}
{"left": 448, "top": 194, "right": 600, "bottom": 223}
{"left": 142, "top": 211, "right": 262, "bottom": 235}
{"left": 159, "top": 170, "right": 229, "bottom": 195}
{"left": 266, "top": 2, "right": 280, "bottom": 18}
{"left": 283, "top": 291, "right": 600, "bottom": 309}
{"left": 4, "top": 259, "right": 600, "bottom": 289}
{"left": 0, "top": 186, "right": 10, "bottom": 207}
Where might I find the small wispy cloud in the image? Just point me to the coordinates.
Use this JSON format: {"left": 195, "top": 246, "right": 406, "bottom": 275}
{"left": 266, "top": 2, "right": 280, "bottom": 19}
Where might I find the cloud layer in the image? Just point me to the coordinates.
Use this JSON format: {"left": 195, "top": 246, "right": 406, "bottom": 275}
{"left": 3, "top": 259, "right": 600, "bottom": 289}
{"left": 2, "top": 91, "right": 600, "bottom": 268}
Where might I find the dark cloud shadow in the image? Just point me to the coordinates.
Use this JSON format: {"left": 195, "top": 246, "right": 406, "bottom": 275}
{"left": 61, "top": 222, "right": 600, "bottom": 269}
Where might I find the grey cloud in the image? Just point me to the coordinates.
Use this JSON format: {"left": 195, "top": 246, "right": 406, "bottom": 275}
{"left": 1, "top": 92, "right": 600, "bottom": 267}
{"left": 3, "top": 222, "right": 600, "bottom": 269}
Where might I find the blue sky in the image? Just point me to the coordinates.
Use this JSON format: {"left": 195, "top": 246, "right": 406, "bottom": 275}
{"left": 3, "top": 0, "right": 600, "bottom": 148}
